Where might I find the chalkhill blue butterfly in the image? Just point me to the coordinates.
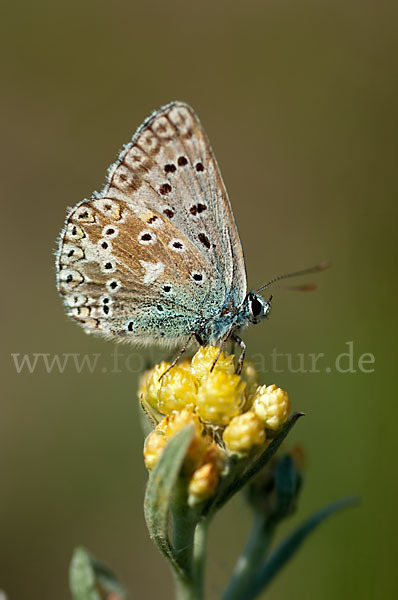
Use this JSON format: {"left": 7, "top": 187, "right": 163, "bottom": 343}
{"left": 56, "top": 102, "right": 324, "bottom": 367}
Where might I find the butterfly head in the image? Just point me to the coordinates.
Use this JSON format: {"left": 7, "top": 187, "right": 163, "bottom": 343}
{"left": 245, "top": 291, "right": 272, "bottom": 325}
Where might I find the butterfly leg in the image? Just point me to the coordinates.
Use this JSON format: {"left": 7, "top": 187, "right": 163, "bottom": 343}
{"left": 159, "top": 332, "right": 197, "bottom": 380}
{"left": 210, "top": 326, "right": 236, "bottom": 372}
{"left": 231, "top": 333, "right": 246, "bottom": 375}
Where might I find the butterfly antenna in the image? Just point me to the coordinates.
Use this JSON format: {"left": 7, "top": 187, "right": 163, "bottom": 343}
{"left": 256, "top": 260, "right": 330, "bottom": 294}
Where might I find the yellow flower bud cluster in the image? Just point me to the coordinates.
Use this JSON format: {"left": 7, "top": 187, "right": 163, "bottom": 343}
{"left": 139, "top": 346, "right": 291, "bottom": 502}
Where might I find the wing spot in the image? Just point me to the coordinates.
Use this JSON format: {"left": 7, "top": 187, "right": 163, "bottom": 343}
{"left": 190, "top": 203, "right": 207, "bottom": 216}
{"left": 190, "top": 271, "right": 206, "bottom": 284}
{"left": 198, "top": 233, "right": 211, "bottom": 249}
{"left": 66, "top": 294, "right": 87, "bottom": 307}
{"left": 107, "top": 279, "right": 121, "bottom": 293}
{"left": 159, "top": 183, "right": 172, "bottom": 195}
{"left": 60, "top": 269, "right": 84, "bottom": 288}
{"left": 163, "top": 208, "right": 175, "bottom": 219}
{"left": 178, "top": 156, "right": 188, "bottom": 166}
{"left": 138, "top": 230, "right": 157, "bottom": 245}
{"left": 127, "top": 321, "right": 135, "bottom": 332}
{"left": 162, "top": 285, "right": 172, "bottom": 293}
{"left": 74, "top": 206, "right": 95, "bottom": 222}
{"left": 147, "top": 215, "right": 158, "bottom": 224}
{"left": 164, "top": 163, "right": 176, "bottom": 174}
{"left": 169, "top": 239, "right": 185, "bottom": 252}
{"left": 101, "top": 261, "right": 116, "bottom": 274}
{"left": 102, "top": 226, "right": 119, "bottom": 238}
{"left": 195, "top": 162, "right": 204, "bottom": 172}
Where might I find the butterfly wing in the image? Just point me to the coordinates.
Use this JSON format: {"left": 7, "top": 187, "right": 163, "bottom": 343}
{"left": 56, "top": 102, "right": 247, "bottom": 345}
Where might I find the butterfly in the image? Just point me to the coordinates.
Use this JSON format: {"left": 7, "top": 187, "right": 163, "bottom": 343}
{"left": 56, "top": 101, "right": 323, "bottom": 366}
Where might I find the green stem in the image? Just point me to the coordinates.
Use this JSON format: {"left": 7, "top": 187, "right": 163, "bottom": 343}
{"left": 192, "top": 519, "right": 208, "bottom": 598}
{"left": 222, "top": 515, "right": 274, "bottom": 600}
{"left": 174, "top": 574, "right": 201, "bottom": 600}
{"left": 172, "top": 517, "right": 209, "bottom": 600}
{"left": 170, "top": 481, "right": 209, "bottom": 600}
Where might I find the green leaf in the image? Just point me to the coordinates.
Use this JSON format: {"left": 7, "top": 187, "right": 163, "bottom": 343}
{"left": 247, "top": 496, "right": 359, "bottom": 599}
{"left": 69, "top": 546, "right": 126, "bottom": 600}
{"left": 273, "top": 454, "right": 301, "bottom": 519}
{"left": 144, "top": 425, "right": 194, "bottom": 577}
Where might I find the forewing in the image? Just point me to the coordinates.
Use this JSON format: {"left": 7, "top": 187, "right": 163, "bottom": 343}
{"left": 105, "top": 102, "right": 247, "bottom": 304}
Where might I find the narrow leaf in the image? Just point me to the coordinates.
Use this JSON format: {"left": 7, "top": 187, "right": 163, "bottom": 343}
{"left": 144, "top": 425, "right": 194, "bottom": 576}
{"left": 69, "top": 546, "right": 126, "bottom": 600}
{"left": 248, "top": 496, "right": 359, "bottom": 599}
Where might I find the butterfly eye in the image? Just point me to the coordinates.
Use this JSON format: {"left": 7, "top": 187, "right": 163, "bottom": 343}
{"left": 247, "top": 293, "right": 269, "bottom": 324}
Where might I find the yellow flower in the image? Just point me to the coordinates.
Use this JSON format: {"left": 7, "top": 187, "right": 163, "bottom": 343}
{"left": 143, "top": 430, "right": 167, "bottom": 470}
{"left": 139, "top": 361, "right": 172, "bottom": 412}
{"left": 196, "top": 370, "right": 246, "bottom": 426}
{"left": 223, "top": 411, "right": 266, "bottom": 454}
{"left": 190, "top": 346, "right": 235, "bottom": 381}
{"left": 240, "top": 359, "right": 260, "bottom": 399}
{"left": 144, "top": 408, "right": 212, "bottom": 474}
{"left": 140, "top": 347, "right": 292, "bottom": 506}
{"left": 188, "top": 442, "right": 225, "bottom": 503}
{"left": 252, "top": 384, "right": 290, "bottom": 430}
{"left": 158, "top": 366, "right": 198, "bottom": 414}
{"left": 188, "top": 462, "right": 219, "bottom": 503}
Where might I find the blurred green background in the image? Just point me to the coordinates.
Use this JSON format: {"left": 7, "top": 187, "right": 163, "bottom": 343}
{"left": 1, "top": 1, "right": 397, "bottom": 598}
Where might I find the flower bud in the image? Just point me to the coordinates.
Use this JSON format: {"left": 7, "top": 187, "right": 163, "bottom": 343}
{"left": 157, "top": 366, "right": 198, "bottom": 414}
{"left": 143, "top": 430, "right": 167, "bottom": 470}
{"left": 139, "top": 362, "right": 172, "bottom": 412}
{"left": 252, "top": 384, "right": 290, "bottom": 430}
{"left": 196, "top": 371, "right": 246, "bottom": 425}
{"left": 223, "top": 410, "right": 266, "bottom": 454}
{"left": 191, "top": 346, "right": 235, "bottom": 381}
